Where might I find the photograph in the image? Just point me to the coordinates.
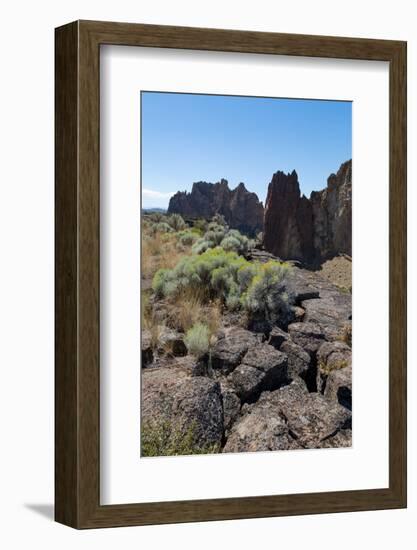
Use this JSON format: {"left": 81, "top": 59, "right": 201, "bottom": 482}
{"left": 0, "top": 0, "right": 410, "bottom": 541}
{"left": 140, "top": 91, "right": 352, "bottom": 456}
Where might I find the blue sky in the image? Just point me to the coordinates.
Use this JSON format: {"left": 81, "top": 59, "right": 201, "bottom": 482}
{"left": 141, "top": 92, "right": 351, "bottom": 209}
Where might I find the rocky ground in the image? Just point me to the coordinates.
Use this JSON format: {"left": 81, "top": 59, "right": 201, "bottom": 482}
{"left": 141, "top": 252, "right": 352, "bottom": 455}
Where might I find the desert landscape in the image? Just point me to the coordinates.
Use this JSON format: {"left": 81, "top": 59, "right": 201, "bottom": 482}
{"left": 141, "top": 160, "right": 352, "bottom": 456}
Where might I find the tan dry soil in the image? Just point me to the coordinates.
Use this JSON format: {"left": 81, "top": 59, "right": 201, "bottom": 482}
{"left": 318, "top": 255, "right": 352, "bottom": 291}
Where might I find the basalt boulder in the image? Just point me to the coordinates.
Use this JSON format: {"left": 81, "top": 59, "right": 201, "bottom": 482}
{"left": 210, "top": 327, "right": 262, "bottom": 374}
{"left": 224, "top": 381, "right": 351, "bottom": 452}
{"left": 142, "top": 366, "right": 224, "bottom": 449}
{"left": 228, "top": 344, "right": 289, "bottom": 402}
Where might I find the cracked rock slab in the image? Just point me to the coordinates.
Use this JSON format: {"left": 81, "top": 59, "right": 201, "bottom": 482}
{"left": 228, "top": 345, "right": 289, "bottom": 402}
{"left": 302, "top": 293, "right": 351, "bottom": 341}
{"left": 224, "top": 382, "right": 351, "bottom": 452}
{"left": 280, "top": 338, "right": 311, "bottom": 379}
{"left": 211, "top": 327, "right": 261, "bottom": 374}
{"left": 287, "top": 322, "right": 327, "bottom": 355}
{"left": 223, "top": 407, "right": 301, "bottom": 453}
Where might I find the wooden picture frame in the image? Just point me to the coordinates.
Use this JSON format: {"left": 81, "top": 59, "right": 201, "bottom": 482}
{"left": 55, "top": 20, "right": 407, "bottom": 528}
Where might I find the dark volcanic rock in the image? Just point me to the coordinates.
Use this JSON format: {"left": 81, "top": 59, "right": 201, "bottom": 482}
{"left": 141, "top": 329, "right": 153, "bottom": 367}
{"left": 316, "top": 341, "right": 352, "bottom": 410}
{"left": 265, "top": 383, "right": 351, "bottom": 448}
{"left": 319, "top": 428, "right": 352, "bottom": 448}
{"left": 292, "top": 306, "right": 305, "bottom": 321}
{"left": 283, "top": 265, "right": 352, "bottom": 341}
{"left": 310, "top": 160, "right": 352, "bottom": 261}
{"left": 228, "top": 364, "right": 265, "bottom": 402}
{"left": 224, "top": 380, "right": 351, "bottom": 452}
{"left": 287, "top": 322, "right": 326, "bottom": 355}
{"left": 317, "top": 341, "right": 351, "bottom": 374}
{"left": 228, "top": 344, "right": 289, "bottom": 402}
{"left": 142, "top": 366, "right": 223, "bottom": 448}
{"left": 325, "top": 366, "right": 352, "bottom": 410}
{"left": 220, "top": 381, "right": 241, "bottom": 434}
{"left": 168, "top": 179, "right": 264, "bottom": 236}
{"left": 301, "top": 293, "right": 351, "bottom": 341}
{"left": 211, "top": 327, "right": 261, "bottom": 374}
{"left": 223, "top": 403, "right": 301, "bottom": 453}
{"left": 157, "top": 327, "right": 187, "bottom": 357}
{"left": 268, "top": 326, "right": 289, "bottom": 349}
{"left": 263, "top": 160, "right": 352, "bottom": 264}
{"left": 241, "top": 345, "right": 288, "bottom": 386}
{"left": 280, "top": 339, "right": 311, "bottom": 380}
{"left": 263, "top": 170, "right": 314, "bottom": 262}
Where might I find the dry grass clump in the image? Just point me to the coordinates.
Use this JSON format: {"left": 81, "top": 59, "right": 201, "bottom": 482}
{"left": 318, "top": 358, "right": 349, "bottom": 376}
{"left": 141, "top": 419, "right": 219, "bottom": 457}
{"left": 164, "top": 288, "right": 222, "bottom": 339}
{"left": 339, "top": 323, "right": 352, "bottom": 348}
{"left": 319, "top": 255, "right": 352, "bottom": 291}
{"left": 206, "top": 299, "right": 222, "bottom": 340}
{"left": 142, "top": 229, "right": 192, "bottom": 280}
{"left": 167, "top": 288, "right": 205, "bottom": 332}
{"left": 141, "top": 291, "right": 162, "bottom": 348}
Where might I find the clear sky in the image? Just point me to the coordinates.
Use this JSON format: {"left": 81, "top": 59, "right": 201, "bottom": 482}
{"left": 141, "top": 92, "right": 351, "bottom": 209}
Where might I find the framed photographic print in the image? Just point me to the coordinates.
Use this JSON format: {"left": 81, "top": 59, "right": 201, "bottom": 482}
{"left": 55, "top": 20, "right": 407, "bottom": 528}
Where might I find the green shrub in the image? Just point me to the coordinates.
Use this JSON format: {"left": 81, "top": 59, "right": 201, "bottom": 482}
{"left": 211, "top": 213, "right": 228, "bottom": 227}
{"left": 152, "top": 268, "right": 170, "bottom": 298}
{"left": 184, "top": 323, "right": 210, "bottom": 357}
{"left": 241, "top": 261, "right": 292, "bottom": 326}
{"left": 141, "top": 419, "right": 219, "bottom": 457}
{"left": 204, "top": 227, "right": 226, "bottom": 246}
{"left": 152, "top": 249, "right": 293, "bottom": 326}
{"left": 178, "top": 231, "right": 198, "bottom": 247}
{"left": 149, "top": 212, "right": 164, "bottom": 223}
{"left": 193, "top": 225, "right": 253, "bottom": 256}
{"left": 219, "top": 235, "right": 241, "bottom": 252}
{"left": 225, "top": 292, "right": 241, "bottom": 311}
{"left": 152, "top": 248, "right": 247, "bottom": 303}
{"left": 168, "top": 213, "right": 186, "bottom": 231}
{"left": 192, "top": 240, "right": 211, "bottom": 254}
{"left": 154, "top": 221, "right": 173, "bottom": 233}
{"left": 237, "top": 263, "right": 258, "bottom": 291}
{"left": 193, "top": 218, "right": 208, "bottom": 233}
{"left": 220, "top": 230, "right": 253, "bottom": 255}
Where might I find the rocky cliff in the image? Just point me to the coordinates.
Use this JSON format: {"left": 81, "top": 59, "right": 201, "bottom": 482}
{"left": 263, "top": 160, "right": 352, "bottom": 265}
{"left": 168, "top": 179, "right": 264, "bottom": 236}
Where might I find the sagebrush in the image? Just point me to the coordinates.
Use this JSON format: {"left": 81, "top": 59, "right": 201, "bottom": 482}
{"left": 152, "top": 248, "right": 293, "bottom": 324}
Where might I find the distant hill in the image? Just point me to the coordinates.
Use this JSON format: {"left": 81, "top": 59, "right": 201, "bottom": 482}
{"left": 142, "top": 207, "right": 167, "bottom": 214}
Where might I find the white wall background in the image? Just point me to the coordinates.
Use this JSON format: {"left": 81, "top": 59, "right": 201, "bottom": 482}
{"left": 0, "top": 0, "right": 415, "bottom": 547}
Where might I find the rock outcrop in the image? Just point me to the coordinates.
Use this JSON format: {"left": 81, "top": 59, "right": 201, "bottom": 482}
{"left": 263, "top": 160, "right": 352, "bottom": 265}
{"left": 223, "top": 381, "right": 351, "bottom": 452}
{"left": 168, "top": 179, "right": 264, "bottom": 236}
{"left": 141, "top": 260, "right": 352, "bottom": 455}
{"left": 142, "top": 365, "right": 224, "bottom": 449}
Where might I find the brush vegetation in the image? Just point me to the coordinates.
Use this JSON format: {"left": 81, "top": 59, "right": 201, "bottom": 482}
{"left": 142, "top": 211, "right": 293, "bottom": 343}
{"left": 152, "top": 246, "right": 292, "bottom": 324}
{"left": 141, "top": 419, "right": 219, "bottom": 457}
